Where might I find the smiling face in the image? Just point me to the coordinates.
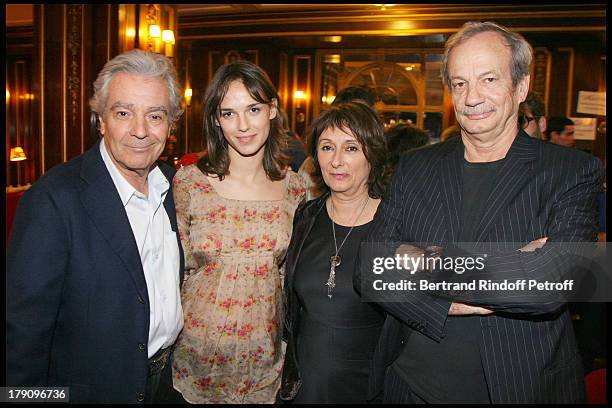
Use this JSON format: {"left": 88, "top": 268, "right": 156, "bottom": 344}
{"left": 217, "top": 80, "right": 277, "bottom": 160}
{"left": 448, "top": 31, "right": 529, "bottom": 145}
{"left": 317, "top": 126, "right": 370, "bottom": 198}
{"left": 99, "top": 72, "right": 170, "bottom": 181}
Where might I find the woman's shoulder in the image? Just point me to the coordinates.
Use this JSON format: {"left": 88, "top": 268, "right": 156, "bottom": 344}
{"left": 285, "top": 169, "right": 307, "bottom": 202}
{"left": 174, "top": 163, "right": 213, "bottom": 189}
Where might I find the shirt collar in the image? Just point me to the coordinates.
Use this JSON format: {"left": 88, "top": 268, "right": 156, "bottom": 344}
{"left": 99, "top": 139, "right": 169, "bottom": 207}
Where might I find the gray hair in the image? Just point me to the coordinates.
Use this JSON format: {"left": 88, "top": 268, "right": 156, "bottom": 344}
{"left": 89, "top": 49, "right": 183, "bottom": 125}
{"left": 441, "top": 21, "right": 533, "bottom": 90}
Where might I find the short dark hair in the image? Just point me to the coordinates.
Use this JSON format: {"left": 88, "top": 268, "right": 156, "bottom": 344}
{"left": 197, "top": 60, "right": 289, "bottom": 181}
{"left": 309, "top": 102, "right": 388, "bottom": 198}
{"left": 386, "top": 124, "right": 430, "bottom": 168}
{"left": 332, "top": 86, "right": 377, "bottom": 107}
{"left": 518, "top": 91, "right": 546, "bottom": 129}
{"left": 545, "top": 116, "right": 575, "bottom": 139}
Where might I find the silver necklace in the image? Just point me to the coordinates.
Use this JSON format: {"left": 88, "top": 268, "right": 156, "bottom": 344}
{"left": 326, "top": 196, "right": 370, "bottom": 299}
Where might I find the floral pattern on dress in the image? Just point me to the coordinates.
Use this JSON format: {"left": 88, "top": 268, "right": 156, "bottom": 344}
{"left": 171, "top": 164, "right": 305, "bottom": 404}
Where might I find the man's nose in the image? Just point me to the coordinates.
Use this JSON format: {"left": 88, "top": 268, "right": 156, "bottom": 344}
{"left": 465, "top": 83, "right": 485, "bottom": 107}
{"left": 130, "top": 115, "right": 148, "bottom": 138}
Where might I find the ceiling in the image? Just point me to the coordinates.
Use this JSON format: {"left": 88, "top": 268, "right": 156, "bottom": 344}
{"left": 6, "top": 4, "right": 605, "bottom": 50}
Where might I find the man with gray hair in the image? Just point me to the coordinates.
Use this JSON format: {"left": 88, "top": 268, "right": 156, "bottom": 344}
{"left": 7, "top": 49, "right": 185, "bottom": 403}
{"left": 358, "top": 21, "right": 602, "bottom": 403}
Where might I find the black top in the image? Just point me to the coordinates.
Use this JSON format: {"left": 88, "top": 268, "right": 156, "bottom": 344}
{"left": 292, "top": 206, "right": 385, "bottom": 403}
{"left": 459, "top": 157, "right": 505, "bottom": 241}
{"left": 392, "top": 157, "right": 503, "bottom": 403}
{"left": 294, "top": 207, "right": 383, "bottom": 327}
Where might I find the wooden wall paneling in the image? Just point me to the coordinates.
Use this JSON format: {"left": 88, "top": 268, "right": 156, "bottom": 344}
{"left": 558, "top": 47, "right": 575, "bottom": 117}
{"left": 5, "top": 56, "right": 35, "bottom": 187}
{"left": 279, "top": 52, "right": 289, "bottom": 112}
{"left": 187, "top": 43, "right": 208, "bottom": 153}
{"left": 569, "top": 47, "right": 604, "bottom": 156}
{"left": 547, "top": 49, "right": 572, "bottom": 118}
{"left": 291, "top": 55, "right": 312, "bottom": 139}
{"left": 65, "top": 4, "right": 84, "bottom": 161}
{"left": 531, "top": 47, "right": 552, "bottom": 115}
{"left": 118, "top": 4, "right": 138, "bottom": 53}
{"left": 177, "top": 41, "right": 191, "bottom": 155}
{"left": 39, "top": 4, "right": 65, "bottom": 174}
{"left": 33, "top": 5, "right": 119, "bottom": 176}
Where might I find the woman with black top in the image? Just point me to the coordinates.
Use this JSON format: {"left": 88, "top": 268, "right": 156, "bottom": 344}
{"left": 280, "top": 102, "right": 389, "bottom": 403}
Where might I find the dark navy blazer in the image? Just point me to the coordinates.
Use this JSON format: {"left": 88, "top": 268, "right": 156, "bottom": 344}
{"left": 6, "top": 140, "right": 184, "bottom": 403}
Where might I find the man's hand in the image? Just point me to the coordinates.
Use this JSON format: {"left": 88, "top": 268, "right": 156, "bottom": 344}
{"left": 449, "top": 302, "right": 494, "bottom": 315}
{"left": 519, "top": 237, "right": 548, "bottom": 252}
{"left": 395, "top": 244, "right": 442, "bottom": 272}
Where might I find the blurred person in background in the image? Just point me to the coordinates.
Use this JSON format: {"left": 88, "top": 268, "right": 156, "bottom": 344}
{"left": 518, "top": 91, "right": 547, "bottom": 139}
{"left": 545, "top": 116, "right": 576, "bottom": 147}
{"left": 440, "top": 124, "right": 461, "bottom": 142}
{"left": 385, "top": 123, "right": 431, "bottom": 171}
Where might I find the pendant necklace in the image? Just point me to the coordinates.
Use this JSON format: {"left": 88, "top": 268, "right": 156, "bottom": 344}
{"left": 326, "top": 195, "right": 370, "bottom": 299}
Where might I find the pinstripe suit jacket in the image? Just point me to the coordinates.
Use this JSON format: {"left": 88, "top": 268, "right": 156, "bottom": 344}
{"left": 357, "top": 130, "right": 603, "bottom": 403}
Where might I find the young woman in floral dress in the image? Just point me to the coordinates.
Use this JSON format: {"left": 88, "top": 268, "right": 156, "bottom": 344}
{"left": 171, "top": 60, "right": 305, "bottom": 403}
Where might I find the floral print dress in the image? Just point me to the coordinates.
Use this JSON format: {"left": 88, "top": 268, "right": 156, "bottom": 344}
{"left": 171, "top": 164, "right": 305, "bottom": 403}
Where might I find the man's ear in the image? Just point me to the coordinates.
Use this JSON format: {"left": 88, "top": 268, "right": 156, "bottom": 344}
{"left": 98, "top": 115, "right": 106, "bottom": 136}
{"left": 538, "top": 116, "right": 547, "bottom": 134}
{"left": 517, "top": 74, "right": 530, "bottom": 103}
{"left": 269, "top": 98, "right": 278, "bottom": 120}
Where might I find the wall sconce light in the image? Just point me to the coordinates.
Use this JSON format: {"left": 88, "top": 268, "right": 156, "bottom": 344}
{"left": 321, "top": 95, "right": 336, "bottom": 104}
{"left": 10, "top": 146, "right": 27, "bottom": 161}
{"left": 294, "top": 90, "right": 306, "bottom": 108}
{"left": 162, "top": 30, "right": 175, "bottom": 44}
{"left": 162, "top": 29, "right": 175, "bottom": 57}
{"left": 184, "top": 88, "right": 193, "bottom": 106}
{"left": 149, "top": 24, "right": 161, "bottom": 38}
{"left": 6, "top": 89, "right": 10, "bottom": 102}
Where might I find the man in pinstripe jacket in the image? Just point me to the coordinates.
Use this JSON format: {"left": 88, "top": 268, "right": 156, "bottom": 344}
{"left": 357, "top": 22, "right": 603, "bottom": 403}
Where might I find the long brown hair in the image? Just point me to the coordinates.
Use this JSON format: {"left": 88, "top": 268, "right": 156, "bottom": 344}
{"left": 197, "top": 60, "right": 289, "bottom": 181}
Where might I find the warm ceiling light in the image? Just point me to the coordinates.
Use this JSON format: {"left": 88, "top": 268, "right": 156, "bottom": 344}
{"left": 162, "top": 30, "right": 175, "bottom": 44}
{"left": 323, "top": 54, "right": 341, "bottom": 64}
{"left": 149, "top": 24, "right": 161, "bottom": 38}
{"left": 10, "top": 146, "right": 27, "bottom": 161}
{"left": 374, "top": 4, "right": 396, "bottom": 11}
{"left": 323, "top": 36, "right": 342, "bottom": 43}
